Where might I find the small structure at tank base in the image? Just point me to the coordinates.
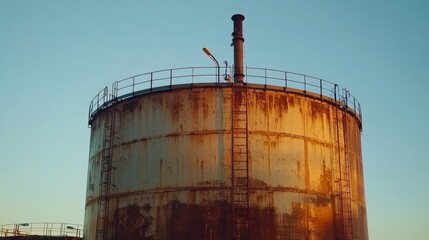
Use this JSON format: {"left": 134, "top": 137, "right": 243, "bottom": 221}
{"left": 0, "top": 222, "right": 83, "bottom": 240}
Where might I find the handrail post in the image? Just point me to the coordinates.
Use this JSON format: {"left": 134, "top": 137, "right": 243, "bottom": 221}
{"left": 170, "top": 69, "right": 173, "bottom": 87}
{"left": 111, "top": 82, "right": 116, "bottom": 100}
{"left": 97, "top": 94, "right": 99, "bottom": 109}
{"left": 88, "top": 102, "right": 92, "bottom": 124}
{"left": 285, "top": 71, "right": 288, "bottom": 88}
{"left": 344, "top": 89, "right": 348, "bottom": 107}
{"left": 132, "top": 77, "right": 135, "bottom": 95}
{"left": 111, "top": 82, "right": 114, "bottom": 100}
{"left": 115, "top": 82, "right": 118, "bottom": 99}
{"left": 264, "top": 68, "right": 267, "bottom": 87}
{"left": 334, "top": 84, "right": 338, "bottom": 103}
{"left": 304, "top": 75, "right": 307, "bottom": 93}
{"left": 353, "top": 97, "right": 356, "bottom": 112}
{"left": 217, "top": 65, "right": 220, "bottom": 83}
{"left": 359, "top": 103, "right": 362, "bottom": 119}
{"left": 320, "top": 79, "right": 323, "bottom": 99}
{"left": 104, "top": 87, "right": 108, "bottom": 107}
{"left": 150, "top": 72, "right": 153, "bottom": 91}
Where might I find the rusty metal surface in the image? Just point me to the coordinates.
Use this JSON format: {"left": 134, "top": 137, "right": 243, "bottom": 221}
{"left": 84, "top": 85, "right": 367, "bottom": 240}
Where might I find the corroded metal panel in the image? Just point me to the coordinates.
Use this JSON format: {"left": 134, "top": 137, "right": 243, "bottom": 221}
{"left": 84, "top": 85, "right": 367, "bottom": 240}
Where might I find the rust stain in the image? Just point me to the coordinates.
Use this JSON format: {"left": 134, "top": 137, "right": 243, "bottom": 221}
{"left": 278, "top": 201, "right": 334, "bottom": 239}
{"left": 254, "top": 90, "right": 267, "bottom": 115}
{"left": 202, "top": 97, "right": 209, "bottom": 119}
{"left": 169, "top": 98, "right": 182, "bottom": 122}
{"left": 249, "top": 206, "right": 278, "bottom": 239}
{"left": 159, "top": 159, "right": 163, "bottom": 187}
{"left": 115, "top": 204, "right": 153, "bottom": 239}
{"left": 249, "top": 177, "right": 269, "bottom": 188}
{"left": 319, "top": 159, "right": 333, "bottom": 193}
{"left": 167, "top": 201, "right": 230, "bottom": 240}
{"left": 304, "top": 139, "right": 310, "bottom": 189}
{"left": 274, "top": 94, "right": 288, "bottom": 118}
{"left": 123, "top": 100, "right": 139, "bottom": 113}
{"left": 111, "top": 199, "right": 336, "bottom": 240}
{"left": 187, "top": 190, "right": 196, "bottom": 204}
{"left": 296, "top": 159, "right": 301, "bottom": 179}
{"left": 287, "top": 94, "right": 296, "bottom": 107}
{"left": 189, "top": 91, "right": 200, "bottom": 120}
{"left": 310, "top": 100, "right": 327, "bottom": 119}
{"left": 200, "top": 159, "right": 204, "bottom": 182}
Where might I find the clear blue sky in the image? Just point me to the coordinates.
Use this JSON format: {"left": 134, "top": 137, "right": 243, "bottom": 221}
{"left": 1, "top": 1, "right": 428, "bottom": 239}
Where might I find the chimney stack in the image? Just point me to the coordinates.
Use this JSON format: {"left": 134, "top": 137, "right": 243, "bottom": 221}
{"left": 231, "top": 14, "right": 245, "bottom": 83}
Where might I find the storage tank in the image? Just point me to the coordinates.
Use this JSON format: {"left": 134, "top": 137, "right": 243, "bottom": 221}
{"left": 84, "top": 14, "right": 368, "bottom": 240}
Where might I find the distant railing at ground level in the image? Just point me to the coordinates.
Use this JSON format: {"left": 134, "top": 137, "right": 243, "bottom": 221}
{"left": 88, "top": 66, "right": 362, "bottom": 125}
{"left": 0, "top": 222, "right": 83, "bottom": 238}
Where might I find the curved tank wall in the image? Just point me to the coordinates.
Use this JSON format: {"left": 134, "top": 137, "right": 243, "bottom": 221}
{"left": 84, "top": 84, "right": 367, "bottom": 240}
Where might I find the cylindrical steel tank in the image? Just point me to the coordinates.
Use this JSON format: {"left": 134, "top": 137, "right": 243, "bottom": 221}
{"left": 84, "top": 67, "right": 367, "bottom": 239}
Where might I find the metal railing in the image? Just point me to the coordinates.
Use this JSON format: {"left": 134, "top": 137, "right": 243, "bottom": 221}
{"left": 0, "top": 222, "right": 83, "bottom": 237}
{"left": 88, "top": 66, "right": 362, "bottom": 125}
{"left": 245, "top": 67, "right": 362, "bottom": 119}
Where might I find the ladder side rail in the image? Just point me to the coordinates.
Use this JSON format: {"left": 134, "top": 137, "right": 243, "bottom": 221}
{"left": 342, "top": 103, "right": 354, "bottom": 240}
{"left": 231, "top": 84, "right": 250, "bottom": 239}
{"left": 95, "top": 110, "right": 116, "bottom": 240}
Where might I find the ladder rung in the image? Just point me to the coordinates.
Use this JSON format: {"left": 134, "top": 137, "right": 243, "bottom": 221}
{"left": 232, "top": 131, "right": 247, "bottom": 134}
{"left": 232, "top": 149, "right": 247, "bottom": 152}
{"left": 233, "top": 146, "right": 247, "bottom": 150}
{"left": 232, "top": 160, "right": 248, "bottom": 163}
{"left": 233, "top": 188, "right": 248, "bottom": 192}
{"left": 234, "top": 184, "right": 248, "bottom": 188}
{"left": 232, "top": 163, "right": 247, "bottom": 166}
{"left": 232, "top": 150, "right": 247, "bottom": 153}
{"left": 233, "top": 190, "right": 248, "bottom": 194}
{"left": 233, "top": 144, "right": 247, "bottom": 146}
{"left": 232, "top": 137, "right": 247, "bottom": 140}
{"left": 234, "top": 196, "right": 248, "bottom": 200}
{"left": 234, "top": 199, "right": 249, "bottom": 203}
{"left": 233, "top": 166, "right": 247, "bottom": 169}
{"left": 232, "top": 136, "right": 247, "bottom": 142}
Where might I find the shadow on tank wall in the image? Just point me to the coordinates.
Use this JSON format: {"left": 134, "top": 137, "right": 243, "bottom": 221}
{"left": 112, "top": 197, "right": 334, "bottom": 240}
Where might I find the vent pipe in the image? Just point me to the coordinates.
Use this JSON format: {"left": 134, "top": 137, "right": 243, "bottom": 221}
{"left": 231, "top": 14, "right": 245, "bottom": 83}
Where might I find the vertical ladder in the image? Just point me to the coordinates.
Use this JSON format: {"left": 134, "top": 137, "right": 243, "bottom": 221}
{"left": 333, "top": 87, "right": 353, "bottom": 240}
{"left": 341, "top": 90, "right": 353, "bottom": 240}
{"left": 231, "top": 83, "right": 249, "bottom": 240}
{"left": 95, "top": 109, "right": 115, "bottom": 240}
{"left": 333, "top": 102, "right": 345, "bottom": 240}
